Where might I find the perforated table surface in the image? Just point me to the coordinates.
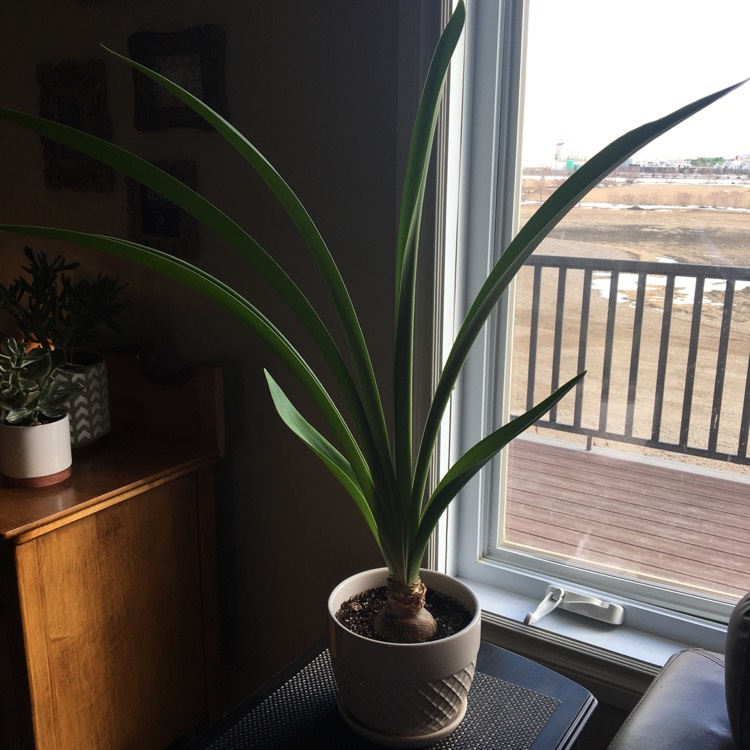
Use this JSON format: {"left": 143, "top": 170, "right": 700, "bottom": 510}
{"left": 187, "top": 641, "right": 596, "bottom": 749}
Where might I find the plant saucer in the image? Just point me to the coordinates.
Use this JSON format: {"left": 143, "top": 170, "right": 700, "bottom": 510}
{"left": 337, "top": 696, "right": 468, "bottom": 748}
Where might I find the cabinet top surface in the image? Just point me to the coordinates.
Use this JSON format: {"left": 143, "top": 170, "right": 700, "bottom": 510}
{"left": 0, "top": 431, "right": 218, "bottom": 543}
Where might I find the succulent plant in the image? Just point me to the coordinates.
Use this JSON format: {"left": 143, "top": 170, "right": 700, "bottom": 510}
{"left": 0, "top": 337, "right": 82, "bottom": 426}
{"left": 0, "top": 246, "right": 128, "bottom": 360}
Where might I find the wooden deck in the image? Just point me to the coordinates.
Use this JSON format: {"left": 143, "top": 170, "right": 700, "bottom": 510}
{"left": 505, "top": 436, "right": 750, "bottom": 600}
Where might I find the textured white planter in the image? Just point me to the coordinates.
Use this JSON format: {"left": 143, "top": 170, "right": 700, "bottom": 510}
{"left": 327, "top": 568, "right": 481, "bottom": 748}
{"left": 59, "top": 356, "right": 111, "bottom": 447}
{"left": 0, "top": 414, "right": 72, "bottom": 487}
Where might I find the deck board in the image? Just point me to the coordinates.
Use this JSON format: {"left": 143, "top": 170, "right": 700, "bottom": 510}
{"left": 505, "top": 437, "right": 750, "bottom": 599}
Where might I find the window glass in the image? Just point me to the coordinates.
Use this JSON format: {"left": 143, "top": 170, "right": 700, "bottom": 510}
{"left": 500, "top": 0, "right": 750, "bottom": 606}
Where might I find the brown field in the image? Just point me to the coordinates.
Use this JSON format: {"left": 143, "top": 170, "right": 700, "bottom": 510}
{"left": 522, "top": 177, "right": 750, "bottom": 215}
{"left": 511, "top": 181, "right": 750, "bottom": 476}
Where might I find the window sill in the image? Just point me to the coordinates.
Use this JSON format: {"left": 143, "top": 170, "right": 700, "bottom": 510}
{"left": 462, "top": 577, "right": 725, "bottom": 665}
{"left": 460, "top": 577, "right": 728, "bottom": 709}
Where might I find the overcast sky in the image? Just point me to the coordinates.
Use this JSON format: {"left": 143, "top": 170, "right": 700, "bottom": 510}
{"left": 521, "top": 0, "right": 750, "bottom": 163}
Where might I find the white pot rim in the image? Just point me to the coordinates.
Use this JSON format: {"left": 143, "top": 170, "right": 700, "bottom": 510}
{"left": 0, "top": 414, "right": 68, "bottom": 428}
{"left": 328, "top": 567, "right": 481, "bottom": 648}
{"left": 327, "top": 567, "right": 482, "bottom": 684}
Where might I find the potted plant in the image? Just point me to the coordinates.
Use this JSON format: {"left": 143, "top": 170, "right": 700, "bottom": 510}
{"left": 0, "top": 336, "right": 82, "bottom": 487}
{"left": 0, "top": 2, "right": 742, "bottom": 743}
{"left": 0, "top": 246, "right": 128, "bottom": 446}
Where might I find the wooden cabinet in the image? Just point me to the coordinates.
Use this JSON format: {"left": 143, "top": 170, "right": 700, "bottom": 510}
{"left": 0, "top": 355, "right": 223, "bottom": 749}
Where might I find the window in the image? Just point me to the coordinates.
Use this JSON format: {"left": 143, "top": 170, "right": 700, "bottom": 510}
{"left": 444, "top": 0, "right": 750, "bottom": 653}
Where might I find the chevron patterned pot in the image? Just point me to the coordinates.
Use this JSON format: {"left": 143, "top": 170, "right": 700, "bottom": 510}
{"left": 327, "top": 568, "right": 481, "bottom": 748}
{"left": 59, "top": 356, "right": 111, "bottom": 447}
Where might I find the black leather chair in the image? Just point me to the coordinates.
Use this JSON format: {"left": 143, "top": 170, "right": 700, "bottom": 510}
{"left": 608, "top": 593, "right": 750, "bottom": 749}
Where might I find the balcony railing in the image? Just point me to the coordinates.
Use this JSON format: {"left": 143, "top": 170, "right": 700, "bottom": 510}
{"left": 518, "top": 255, "right": 750, "bottom": 466}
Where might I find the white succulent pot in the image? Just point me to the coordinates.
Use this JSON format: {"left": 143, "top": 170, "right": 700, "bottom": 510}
{"left": 59, "top": 356, "right": 111, "bottom": 447}
{"left": 0, "top": 414, "right": 73, "bottom": 487}
{"left": 327, "top": 567, "right": 481, "bottom": 748}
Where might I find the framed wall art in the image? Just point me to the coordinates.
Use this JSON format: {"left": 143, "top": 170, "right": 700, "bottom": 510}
{"left": 126, "top": 161, "right": 199, "bottom": 258}
{"left": 36, "top": 58, "right": 113, "bottom": 191}
{"left": 127, "top": 25, "right": 229, "bottom": 131}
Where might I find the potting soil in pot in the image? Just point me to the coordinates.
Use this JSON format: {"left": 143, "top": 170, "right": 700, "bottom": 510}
{"left": 336, "top": 586, "right": 473, "bottom": 642}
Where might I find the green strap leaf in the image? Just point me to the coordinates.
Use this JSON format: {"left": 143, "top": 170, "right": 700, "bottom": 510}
{"left": 412, "top": 77, "right": 748, "bottom": 516}
{"left": 393, "top": 0, "right": 465, "bottom": 522}
{"left": 395, "top": 0, "right": 465, "bottom": 296}
{"left": 408, "top": 372, "right": 584, "bottom": 580}
{"left": 264, "top": 370, "right": 382, "bottom": 548}
{"left": 102, "top": 45, "right": 395, "bottom": 505}
{"left": 264, "top": 370, "right": 407, "bottom": 574}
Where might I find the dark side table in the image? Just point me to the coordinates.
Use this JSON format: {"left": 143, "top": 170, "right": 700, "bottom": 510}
{"left": 186, "top": 640, "right": 596, "bottom": 749}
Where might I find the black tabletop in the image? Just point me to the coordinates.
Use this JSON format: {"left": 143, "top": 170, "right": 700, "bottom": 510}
{"left": 187, "top": 641, "right": 596, "bottom": 749}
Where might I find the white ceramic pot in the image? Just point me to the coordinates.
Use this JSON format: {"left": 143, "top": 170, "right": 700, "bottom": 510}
{"left": 0, "top": 414, "right": 73, "bottom": 487}
{"left": 327, "top": 568, "right": 481, "bottom": 748}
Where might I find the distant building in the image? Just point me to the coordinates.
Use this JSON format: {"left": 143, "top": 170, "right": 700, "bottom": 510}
{"left": 525, "top": 137, "right": 750, "bottom": 175}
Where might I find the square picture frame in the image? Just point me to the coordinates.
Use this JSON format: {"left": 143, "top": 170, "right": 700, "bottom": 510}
{"left": 126, "top": 161, "right": 199, "bottom": 258}
{"left": 128, "top": 25, "right": 229, "bottom": 131}
{"left": 37, "top": 58, "right": 113, "bottom": 191}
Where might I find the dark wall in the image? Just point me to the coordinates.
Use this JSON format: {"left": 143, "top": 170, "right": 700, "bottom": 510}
{"left": 0, "top": 0, "right": 438, "bottom": 703}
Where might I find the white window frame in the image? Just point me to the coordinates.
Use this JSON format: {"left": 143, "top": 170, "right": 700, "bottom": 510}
{"left": 436, "top": 0, "right": 731, "bottom": 665}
